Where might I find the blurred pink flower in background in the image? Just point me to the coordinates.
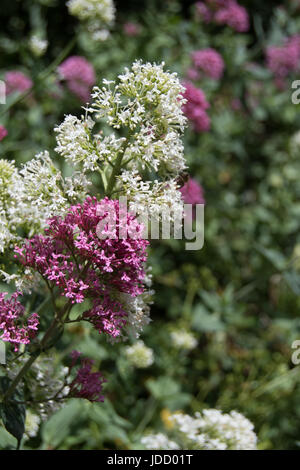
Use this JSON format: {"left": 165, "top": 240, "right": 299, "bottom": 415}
{"left": 123, "top": 22, "right": 140, "bottom": 37}
{"left": 0, "top": 125, "right": 8, "bottom": 141}
{"left": 180, "top": 178, "right": 205, "bottom": 205}
{"left": 195, "top": 2, "right": 213, "bottom": 22}
{"left": 266, "top": 35, "right": 300, "bottom": 81}
{"left": 58, "top": 56, "right": 96, "bottom": 102}
{"left": 182, "top": 81, "right": 211, "bottom": 133}
{"left": 5, "top": 71, "right": 32, "bottom": 95}
{"left": 215, "top": 1, "right": 249, "bottom": 32}
{"left": 191, "top": 48, "right": 224, "bottom": 79}
{"left": 195, "top": 0, "right": 249, "bottom": 32}
{"left": 186, "top": 68, "right": 200, "bottom": 81}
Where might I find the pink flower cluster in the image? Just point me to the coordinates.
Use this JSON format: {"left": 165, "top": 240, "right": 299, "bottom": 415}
{"left": 191, "top": 48, "right": 224, "bottom": 80}
{"left": 180, "top": 178, "right": 206, "bottom": 205}
{"left": 58, "top": 56, "right": 96, "bottom": 103}
{"left": 196, "top": 0, "right": 249, "bottom": 32}
{"left": 0, "top": 292, "right": 39, "bottom": 351}
{"left": 182, "top": 81, "right": 211, "bottom": 133}
{"left": 69, "top": 351, "right": 106, "bottom": 403}
{"left": 15, "top": 197, "right": 149, "bottom": 339}
{"left": 0, "top": 125, "right": 7, "bottom": 141}
{"left": 5, "top": 71, "right": 33, "bottom": 95}
{"left": 266, "top": 35, "right": 300, "bottom": 81}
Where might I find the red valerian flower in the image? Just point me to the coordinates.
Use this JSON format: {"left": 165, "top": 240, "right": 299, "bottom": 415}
{"left": 69, "top": 351, "right": 106, "bottom": 403}
{"left": 15, "top": 197, "right": 149, "bottom": 339}
{"left": 0, "top": 292, "right": 39, "bottom": 350}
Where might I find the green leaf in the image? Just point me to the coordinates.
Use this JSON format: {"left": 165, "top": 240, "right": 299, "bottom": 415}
{"left": 192, "top": 306, "right": 225, "bottom": 332}
{"left": 0, "top": 377, "right": 26, "bottom": 448}
{"left": 146, "top": 376, "right": 179, "bottom": 400}
{"left": 255, "top": 245, "right": 287, "bottom": 271}
{"left": 41, "top": 399, "right": 83, "bottom": 449}
{"left": 0, "top": 425, "right": 17, "bottom": 450}
{"left": 283, "top": 271, "right": 300, "bottom": 296}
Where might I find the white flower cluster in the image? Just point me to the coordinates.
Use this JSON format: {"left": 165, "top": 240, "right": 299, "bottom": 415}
{"left": 54, "top": 114, "right": 125, "bottom": 172}
{"left": 67, "top": 0, "right": 115, "bottom": 41}
{"left": 173, "top": 410, "right": 257, "bottom": 450}
{"left": 24, "top": 411, "right": 41, "bottom": 440}
{"left": 141, "top": 433, "right": 179, "bottom": 450}
{"left": 0, "top": 160, "right": 22, "bottom": 253}
{"left": 119, "top": 170, "right": 184, "bottom": 224}
{"left": 170, "top": 328, "right": 198, "bottom": 351}
{"left": 0, "top": 154, "right": 90, "bottom": 246}
{"left": 91, "top": 61, "right": 187, "bottom": 173}
{"left": 124, "top": 340, "right": 154, "bottom": 368}
{"left": 55, "top": 61, "right": 187, "bottom": 227}
{"left": 0, "top": 154, "right": 90, "bottom": 287}
{"left": 142, "top": 409, "right": 257, "bottom": 450}
{"left": 29, "top": 35, "right": 48, "bottom": 57}
{"left": 7, "top": 355, "right": 70, "bottom": 421}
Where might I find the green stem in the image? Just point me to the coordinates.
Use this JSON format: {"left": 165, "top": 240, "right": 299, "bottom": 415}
{"left": 3, "top": 354, "right": 38, "bottom": 402}
{"left": 3, "top": 300, "right": 71, "bottom": 402}
{"left": 106, "top": 151, "right": 125, "bottom": 197}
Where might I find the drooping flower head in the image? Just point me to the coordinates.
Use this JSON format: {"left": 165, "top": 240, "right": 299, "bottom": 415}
{"left": 0, "top": 292, "right": 39, "bottom": 350}
{"left": 58, "top": 56, "right": 96, "bottom": 102}
{"left": 69, "top": 351, "right": 106, "bottom": 402}
{"left": 15, "top": 196, "right": 149, "bottom": 339}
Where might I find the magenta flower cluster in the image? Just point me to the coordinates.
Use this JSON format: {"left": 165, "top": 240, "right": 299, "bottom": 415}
{"left": 0, "top": 125, "right": 8, "bottom": 141}
{"left": 69, "top": 351, "right": 106, "bottom": 403}
{"left": 191, "top": 48, "right": 224, "bottom": 80}
{"left": 15, "top": 197, "right": 149, "bottom": 339}
{"left": 182, "top": 81, "right": 211, "bottom": 133}
{"left": 196, "top": 0, "right": 249, "bottom": 33}
{"left": 0, "top": 292, "right": 39, "bottom": 351}
{"left": 180, "top": 178, "right": 206, "bottom": 205}
{"left": 5, "top": 71, "right": 33, "bottom": 95}
{"left": 266, "top": 35, "right": 300, "bottom": 84}
{"left": 58, "top": 56, "right": 96, "bottom": 102}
